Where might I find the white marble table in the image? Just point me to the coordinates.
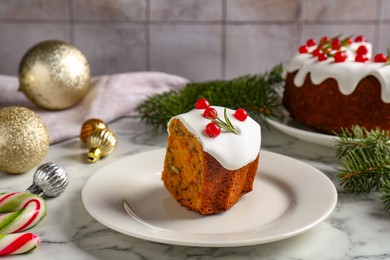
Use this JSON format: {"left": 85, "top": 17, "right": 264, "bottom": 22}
{"left": 2, "top": 116, "right": 389, "bottom": 260}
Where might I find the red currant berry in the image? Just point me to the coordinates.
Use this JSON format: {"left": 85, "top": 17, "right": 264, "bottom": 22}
{"left": 374, "top": 53, "right": 387, "bottom": 63}
{"left": 306, "top": 38, "right": 316, "bottom": 47}
{"left": 234, "top": 108, "right": 248, "bottom": 121}
{"left": 312, "top": 48, "right": 323, "bottom": 57}
{"left": 320, "top": 36, "right": 329, "bottom": 45}
{"left": 355, "top": 54, "right": 369, "bottom": 62}
{"left": 331, "top": 39, "right": 341, "bottom": 50}
{"left": 355, "top": 35, "right": 366, "bottom": 42}
{"left": 205, "top": 122, "right": 221, "bottom": 138}
{"left": 345, "top": 37, "right": 353, "bottom": 45}
{"left": 356, "top": 45, "right": 368, "bottom": 55}
{"left": 334, "top": 51, "right": 348, "bottom": 63}
{"left": 299, "top": 45, "right": 309, "bottom": 54}
{"left": 317, "top": 53, "right": 328, "bottom": 61}
{"left": 195, "top": 98, "right": 210, "bottom": 109}
{"left": 203, "top": 107, "right": 217, "bottom": 119}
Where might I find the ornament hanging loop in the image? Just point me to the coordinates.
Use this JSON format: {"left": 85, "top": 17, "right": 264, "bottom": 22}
{"left": 87, "top": 148, "right": 103, "bottom": 163}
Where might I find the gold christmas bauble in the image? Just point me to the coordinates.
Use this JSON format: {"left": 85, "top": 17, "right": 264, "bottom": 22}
{"left": 18, "top": 40, "right": 90, "bottom": 110}
{"left": 0, "top": 107, "right": 50, "bottom": 174}
{"left": 80, "top": 118, "right": 108, "bottom": 144}
{"left": 87, "top": 128, "right": 117, "bottom": 163}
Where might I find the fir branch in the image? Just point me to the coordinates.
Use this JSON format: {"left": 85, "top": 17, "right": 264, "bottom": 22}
{"left": 335, "top": 125, "right": 390, "bottom": 210}
{"left": 335, "top": 126, "right": 390, "bottom": 158}
{"left": 136, "top": 65, "right": 284, "bottom": 128}
{"left": 338, "top": 148, "right": 390, "bottom": 192}
{"left": 382, "top": 179, "right": 390, "bottom": 210}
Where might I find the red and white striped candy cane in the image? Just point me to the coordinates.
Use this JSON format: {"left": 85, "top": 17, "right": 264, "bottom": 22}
{"left": 0, "top": 192, "right": 47, "bottom": 256}
{"left": 0, "top": 233, "right": 40, "bottom": 256}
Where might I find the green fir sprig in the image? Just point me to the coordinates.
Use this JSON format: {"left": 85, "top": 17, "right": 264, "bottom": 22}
{"left": 136, "top": 65, "right": 284, "bottom": 128}
{"left": 335, "top": 126, "right": 390, "bottom": 210}
{"left": 382, "top": 180, "right": 390, "bottom": 210}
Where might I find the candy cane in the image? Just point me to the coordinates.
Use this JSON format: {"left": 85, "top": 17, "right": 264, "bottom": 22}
{"left": 0, "top": 192, "right": 47, "bottom": 233}
{"left": 0, "top": 192, "right": 47, "bottom": 256}
{"left": 0, "top": 233, "right": 40, "bottom": 256}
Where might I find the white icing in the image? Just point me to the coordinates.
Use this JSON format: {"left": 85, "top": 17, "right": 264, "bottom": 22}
{"left": 170, "top": 106, "right": 261, "bottom": 171}
{"left": 285, "top": 42, "right": 390, "bottom": 103}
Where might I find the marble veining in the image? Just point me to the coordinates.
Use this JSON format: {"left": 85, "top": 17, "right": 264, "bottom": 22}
{"left": 1, "top": 116, "right": 389, "bottom": 260}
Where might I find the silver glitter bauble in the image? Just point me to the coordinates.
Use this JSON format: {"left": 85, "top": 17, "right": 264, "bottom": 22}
{"left": 27, "top": 162, "right": 69, "bottom": 197}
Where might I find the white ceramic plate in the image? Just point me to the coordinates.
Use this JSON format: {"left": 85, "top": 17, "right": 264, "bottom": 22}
{"left": 82, "top": 149, "right": 337, "bottom": 247}
{"left": 266, "top": 114, "right": 338, "bottom": 147}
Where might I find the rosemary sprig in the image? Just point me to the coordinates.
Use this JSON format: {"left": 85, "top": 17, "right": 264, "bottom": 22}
{"left": 208, "top": 108, "right": 238, "bottom": 135}
{"left": 136, "top": 65, "right": 284, "bottom": 128}
{"left": 335, "top": 125, "right": 390, "bottom": 210}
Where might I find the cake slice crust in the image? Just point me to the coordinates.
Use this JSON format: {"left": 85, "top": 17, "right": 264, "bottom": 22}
{"left": 162, "top": 118, "right": 259, "bottom": 215}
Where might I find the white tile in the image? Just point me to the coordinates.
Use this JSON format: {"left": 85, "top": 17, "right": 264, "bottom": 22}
{"left": 73, "top": 0, "right": 146, "bottom": 21}
{"left": 227, "top": 0, "right": 300, "bottom": 21}
{"left": 74, "top": 24, "right": 147, "bottom": 76}
{"left": 304, "top": 0, "right": 378, "bottom": 21}
{"left": 381, "top": 0, "right": 390, "bottom": 20}
{"left": 150, "top": 24, "right": 222, "bottom": 81}
{"left": 150, "top": 0, "right": 222, "bottom": 21}
{"left": 0, "top": 23, "right": 70, "bottom": 76}
{"left": 225, "top": 24, "right": 298, "bottom": 79}
{"left": 378, "top": 23, "right": 390, "bottom": 54}
{"left": 0, "top": 0, "right": 69, "bottom": 19}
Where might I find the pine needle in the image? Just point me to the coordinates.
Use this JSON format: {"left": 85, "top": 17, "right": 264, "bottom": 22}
{"left": 382, "top": 180, "right": 390, "bottom": 210}
{"left": 335, "top": 125, "right": 390, "bottom": 210}
{"left": 136, "top": 65, "right": 284, "bottom": 128}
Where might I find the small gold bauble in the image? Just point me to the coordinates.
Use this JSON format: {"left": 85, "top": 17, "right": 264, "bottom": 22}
{"left": 18, "top": 40, "right": 90, "bottom": 110}
{"left": 0, "top": 107, "right": 50, "bottom": 174}
{"left": 80, "top": 118, "right": 108, "bottom": 144}
{"left": 86, "top": 128, "right": 117, "bottom": 163}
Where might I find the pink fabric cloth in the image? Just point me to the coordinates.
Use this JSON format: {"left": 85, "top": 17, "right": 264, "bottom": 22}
{"left": 0, "top": 72, "right": 188, "bottom": 143}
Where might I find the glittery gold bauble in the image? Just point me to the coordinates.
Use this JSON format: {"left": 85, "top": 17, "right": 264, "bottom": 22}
{"left": 0, "top": 107, "right": 50, "bottom": 174}
{"left": 86, "top": 128, "right": 117, "bottom": 163}
{"left": 18, "top": 40, "right": 90, "bottom": 110}
{"left": 80, "top": 118, "right": 108, "bottom": 144}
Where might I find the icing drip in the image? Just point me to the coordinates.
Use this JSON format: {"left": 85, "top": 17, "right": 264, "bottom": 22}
{"left": 285, "top": 42, "right": 390, "bottom": 103}
{"left": 170, "top": 106, "right": 261, "bottom": 171}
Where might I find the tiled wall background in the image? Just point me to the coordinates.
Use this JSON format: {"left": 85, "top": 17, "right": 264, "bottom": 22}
{"left": 0, "top": 0, "right": 388, "bottom": 81}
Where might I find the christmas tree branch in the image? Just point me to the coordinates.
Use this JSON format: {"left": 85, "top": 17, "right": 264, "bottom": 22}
{"left": 382, "top": 180, "right": 390, "bottom": 210}
{"left": 335, "top": 126, "right": 390, "bottom": 210}
{"left": 136, "top": 65, "right": 284, "bottom": 128}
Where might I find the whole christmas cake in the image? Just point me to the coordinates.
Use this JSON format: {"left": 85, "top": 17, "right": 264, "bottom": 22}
{"left": 161, "top": 99, "right": 261, "bottom": 215}
{"left": 283, "top": 35, "right": 390, "bottom": 134}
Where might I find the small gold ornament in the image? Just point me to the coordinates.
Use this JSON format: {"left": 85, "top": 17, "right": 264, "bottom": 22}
{"left": 80, "top": 118, "right": 108, "bottom": 144}
{"left": 0, "top": 107, "right": 50, "bottom": 174}
{"left": 86, "top": 128, "right": 117, "bottom": 163}
{"left": 18, "top": 40, "right": 90, "bottom": 110}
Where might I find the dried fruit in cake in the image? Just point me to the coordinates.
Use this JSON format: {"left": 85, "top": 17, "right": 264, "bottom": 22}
{"left": 161, "top": 99, "right": 261, "bottom": 215}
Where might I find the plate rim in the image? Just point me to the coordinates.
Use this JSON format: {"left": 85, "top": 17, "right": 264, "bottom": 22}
{"left": 82, "top": 148, "right": 337, "bottom": 247}
{"left": 266, "top": 115, "right": 338, "bottom": 147}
